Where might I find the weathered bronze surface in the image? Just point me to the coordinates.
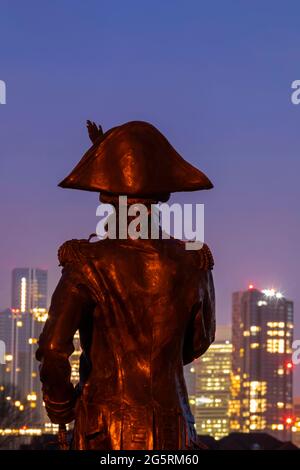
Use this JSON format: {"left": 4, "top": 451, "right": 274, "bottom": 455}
{"left": 58, "top": 120, "right": 213, "bottom": 196}
{"left": 36, "top": 121, "right": 215, "bottom": 450}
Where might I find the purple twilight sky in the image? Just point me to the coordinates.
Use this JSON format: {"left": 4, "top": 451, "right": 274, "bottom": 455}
{"left": 0, "top": 1, "right": 300, "bottom": 390}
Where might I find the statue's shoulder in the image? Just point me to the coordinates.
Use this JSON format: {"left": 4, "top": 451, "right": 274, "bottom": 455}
{"left": 196, "top": 243, "right": 214, "bottom": 271}
{"left": 58, "top": 236, "right": 98, "bottom": 266}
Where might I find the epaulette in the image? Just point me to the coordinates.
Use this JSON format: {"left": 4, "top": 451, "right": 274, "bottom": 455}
{"left": 58, "top": 239, "right": 89, "bottom": 266}
{"left": 198, "top": 243, "right": 214, "bottom": 270}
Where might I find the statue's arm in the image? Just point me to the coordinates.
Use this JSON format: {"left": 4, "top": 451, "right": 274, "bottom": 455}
{"left": 36, "top": 267, "right": 93, "bottom": 424}
{"left": 182, "top": 270, "right": 216, "bottom": 365}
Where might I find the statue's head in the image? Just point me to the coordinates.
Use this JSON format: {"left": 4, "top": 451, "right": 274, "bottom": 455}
{"left": 58, "top": 120, "right": 213, "bottom": 201}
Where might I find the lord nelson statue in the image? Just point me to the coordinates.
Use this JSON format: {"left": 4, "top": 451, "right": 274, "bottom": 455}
{"left": 36, "top": 120, "right": 215, "bottom": 450}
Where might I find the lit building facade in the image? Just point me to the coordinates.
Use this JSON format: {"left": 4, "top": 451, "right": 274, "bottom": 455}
{"left": 0, "top": 307, "right": 48, "bottom": 427}
{"left": 184, "top": 325, "right": 232, "bottom": 440}
{"left": 11, "top": 268, "right": 47, "bottom": 312}
{"left": 0, "top": 309, "right": 13, "bottom": 385}
{"left": 0, "top": 268, "right": 49, "bottom": 427}
{"left": 292, "top": 397, "right": 300, "bottom": 447}
{"left": 230, "top": 286, "right": 293, "bottom": 440}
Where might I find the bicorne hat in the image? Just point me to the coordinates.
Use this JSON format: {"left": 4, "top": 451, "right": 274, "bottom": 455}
{"left": 58, "top": 120, "right": 213, "bottom": 198}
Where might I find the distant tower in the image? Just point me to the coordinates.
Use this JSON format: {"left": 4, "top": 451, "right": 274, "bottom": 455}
{"left": 0, "top": 309, "right": 13, "bottom": 385}
{"left": 231, "top": 286, "right": 293, "bottom": 440}
{"left": 11, "top": 268, "right": 47, "bottom": 312}
{"left": 4, "top": 268, "right": 49, "bottom": 425}
{"left": 184, "top": 325, "right": 232, "bottom": 440}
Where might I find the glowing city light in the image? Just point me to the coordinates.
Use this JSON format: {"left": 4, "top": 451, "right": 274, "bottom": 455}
{"left": 27, "top": 393, "right": 37, "bottom": 401}
{"left": 262, "top": 288, "right": 275, "bottom": 297}
{"left": 20, "top": 277, "right": 26, "bottom": 312}
{"left": 261, "top": 288, "right": 284, "bottom": 299}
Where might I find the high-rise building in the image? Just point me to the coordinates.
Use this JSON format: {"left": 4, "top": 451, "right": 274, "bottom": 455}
{"left": 0, "top": 308, "right": 13, "bottom": 357}
{"left": 230, "top": 286, "right": 293, "bottom": 440}
{"left": 184, "top": 325, "right": 232, "bottom": 440}
{"left": 0, "top": 307, "right": 48, "bottom": 426}
{"left": 11, "top": 309, "right": 47, "bottom": 419}
{"left": 292, "top": 397, "right": 300, "bottom": 447}
{"left": 0, "top": 268, "right": 49, "bottom": 427}
{"left": 0, "top": 309, "right": 13, "bottom": 385}
{"left": 11, "top": 268, "right": 47, "bottom": 312}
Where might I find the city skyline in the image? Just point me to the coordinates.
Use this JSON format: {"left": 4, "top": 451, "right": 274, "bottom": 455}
{"left": 1, "top": 0, "right": 300, "bottom": 456}
{"left": 1, "top": 2, "right": 300, "bottom": 394}
{"left": 1, "top": 269, "right": 299, "bottom": 393}
{"left": 0, "top": 267, "right": 49, "bottom": 432}
{"left": 1, "top": 267, "right": 300, "bottom": 446}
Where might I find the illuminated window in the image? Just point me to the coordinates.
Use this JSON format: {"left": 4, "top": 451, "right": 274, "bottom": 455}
{"left": 267, "top": 338, "right": 285, "bottom": 353}
{"left": 28, "top": 338, "right": 37, "bottom": 344}
{"left": 27, "top": 393, "right": 37, "bottom": 401}
{"left": 250, "top": 399, "right": 258, "bottom": 413}
{"left": 250, "top": 326, "right": 261, "bottom": 333}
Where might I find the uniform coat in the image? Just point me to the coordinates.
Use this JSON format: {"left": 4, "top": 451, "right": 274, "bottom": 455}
{"left": 36, "top": 235, "right": 215, "bottom": 450}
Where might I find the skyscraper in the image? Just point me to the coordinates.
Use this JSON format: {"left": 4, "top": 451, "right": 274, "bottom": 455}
{"left": 184, "top": 325, "right": 232, "bottom": 440}
{"left": 0, "top": 309, "right": 13, "bottom": 385}
{"left": 0, "top": 268, "right": 49, "bottom": 426}
{"left": 230, "top": 286, "right": 293, "bottom": 440}
{"left": 11, "top": 268, "right": 47, "bottom": 312}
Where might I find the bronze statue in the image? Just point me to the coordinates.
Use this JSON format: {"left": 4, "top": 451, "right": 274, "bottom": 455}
{"left": 36, "top": 121, "right": 215, "bottom": 450}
